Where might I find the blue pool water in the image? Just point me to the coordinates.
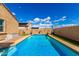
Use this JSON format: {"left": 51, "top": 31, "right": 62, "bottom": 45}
{"left": 7, "top": 34, "right": 79, "bottom": 56}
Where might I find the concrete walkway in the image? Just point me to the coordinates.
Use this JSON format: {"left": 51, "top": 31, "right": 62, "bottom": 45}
{"left": 0, "top": 35, "right": 31, "bottom": 48}
{"left": 11, "top": 35, "right": 31, "bottom": 46}
{"left": 48, "top": 34, "right": 79, "bottom": 53}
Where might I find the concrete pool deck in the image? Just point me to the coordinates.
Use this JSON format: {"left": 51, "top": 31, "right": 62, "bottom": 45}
{"left": 0, "top": 35, "right": 31, "bottom": 48}
{"left": 48, "top": 34, "right": 79, "bottom": 53}
{"left": 11, "top": 35, "right": 31, "bottom": 46}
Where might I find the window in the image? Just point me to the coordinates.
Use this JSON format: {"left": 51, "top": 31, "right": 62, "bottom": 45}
{"left": 0, "top": 19, "right": 4, "bottom": 32}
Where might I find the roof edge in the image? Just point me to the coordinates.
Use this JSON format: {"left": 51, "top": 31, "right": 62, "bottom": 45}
{"left": 1, "top": 3, "right": 19, "bottom": 23}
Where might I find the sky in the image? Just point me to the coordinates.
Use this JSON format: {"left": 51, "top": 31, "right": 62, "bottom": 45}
{"left": 5, "top": 3, "right": 79, "bottom": 28}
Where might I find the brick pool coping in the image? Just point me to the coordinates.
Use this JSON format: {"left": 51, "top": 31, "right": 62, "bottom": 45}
{"left": 48, "top": 34, "right": 79, "bottom": 53}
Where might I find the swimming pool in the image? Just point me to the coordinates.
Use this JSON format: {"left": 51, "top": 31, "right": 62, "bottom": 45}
{"left": 2, "top": 34, "right": 79, "bottom": 56}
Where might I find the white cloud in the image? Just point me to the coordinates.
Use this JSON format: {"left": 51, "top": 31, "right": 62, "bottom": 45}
{"left": 33, "top": 18, "right": 40, "bottom": 22}
{"left": 53, "top": 16, "right": 67, "bottom": 22}
{"left": 61, "top": 24, "right": 78, "bottom": 27}
{"left": 53, "top": 19, "right": 60, "bottom": 22}
{"left": 32, "top": 23, "right": 52, "bottom": 28}
{"left": 32, "top": 16, "right": 51, "bottom": 23}
{"left": 46, "top": 20, "right": 50, "bottom": 23}
{"left": 62, "top": 16, "right": 67, "bottom": 19}
{"left": 42, "top": 16, "right": 51, "bottom": 22}
{"left": 39, "top": 23, "right": 52, "bottom": 28}
{"left": 54, "top": 24, "right": 78, "bottom": 29}
{"left": 29, "top": 20, "right": 33, "bottom": 23}
{"left": 60, "top": 16, "right": 67, "bottom": 21}
{"left": 32, "top": 25, "right": 39, "bottom": 27}
{"left": 40, "top": 19, "right": 44, "bottom": 22}
{"left": 31, "top": 16, "right": 53, "bottom": 28}
{"left": 12, "top": 12, "right": 16, "bottom": 15}
{"left": 60, "top": 18, "right": 66, "bottom": 21}
{"left": 46, "top": 16, "right": 51, "bottom": 20}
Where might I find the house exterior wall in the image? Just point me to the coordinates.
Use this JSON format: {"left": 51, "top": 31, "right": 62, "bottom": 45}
{"left": 0, "top": 33, "right": 6, "bottom": 40}
{"left": 0, "top": 4, "right": 19, "bottom": 40}
{"left": 19, "top": 27, "right": 31, "bottom": 35}
{"left": 19, "top": 22, "right": 32, "bottom": 35}
{"left": 0, "top": 4, "right": 19, "bottom": 34}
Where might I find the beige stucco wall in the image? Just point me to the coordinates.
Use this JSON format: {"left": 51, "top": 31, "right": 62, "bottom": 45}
{"left": 19, "top": 26, "right": 32, "bottom": 35}
{"left": 39, "top": 28, "right": 47, "bottom": 34}
{"left": 19, "top": 28, "right": 52, "bottom": 35}
{"left": 47, "top": 28, "right": 52, "bottom": 34}
{"left": 39, "top": 28, "right": 52, "bottom": 34}
{"left": 54, "top": 26, "right": 79, "bottom": 42}
{"left": 0, "top": 4, "right": 19, "bottom": 34}
{"left": 0, "top": 33, "right": 6, "bottom": 40}
{"left": 31, "top": 28, "right": 52, "bottom": 34}
{"left": 31, "top": 29, "right": 39, "bottom": 34}
{"left": 25, "top": 29, "right": 31, "bottom": 34}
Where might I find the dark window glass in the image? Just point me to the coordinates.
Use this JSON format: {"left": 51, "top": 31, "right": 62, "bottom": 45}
{"left": 0, "top": 19, "right": 4, "bottom": 32}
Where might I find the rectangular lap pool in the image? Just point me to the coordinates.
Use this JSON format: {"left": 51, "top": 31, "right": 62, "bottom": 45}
{"left": 1, "top": 34, "right": 79, "bottom": 56}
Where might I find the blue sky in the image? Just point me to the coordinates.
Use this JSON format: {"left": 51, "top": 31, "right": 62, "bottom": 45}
{"left": 5, "top": 3, "right": 79, "bottom": 27}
